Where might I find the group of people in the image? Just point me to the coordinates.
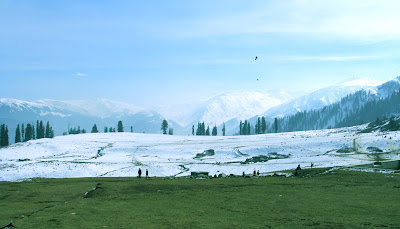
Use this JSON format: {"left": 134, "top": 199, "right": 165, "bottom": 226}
{"left": 137, "top": 168, "right": 149, "bottom": 178}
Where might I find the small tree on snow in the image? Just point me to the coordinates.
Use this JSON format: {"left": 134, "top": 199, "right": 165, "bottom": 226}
{"left": 161, "top": 119, "right": 168, "bottom": 134}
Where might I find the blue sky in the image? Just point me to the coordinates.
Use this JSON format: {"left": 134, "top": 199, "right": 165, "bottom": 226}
{"left": 1, "top": 0, "right": 400, "bottom": 108}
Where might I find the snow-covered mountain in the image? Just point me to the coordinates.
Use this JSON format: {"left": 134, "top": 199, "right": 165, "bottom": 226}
{"left": 262, "top": 77, "right": 384, "bottom": 118}
{"left": 0, "top": 98, "right": 182, "bottom": 141}
{"left": 166, "top": 90, "right": 293, "bottom": 127}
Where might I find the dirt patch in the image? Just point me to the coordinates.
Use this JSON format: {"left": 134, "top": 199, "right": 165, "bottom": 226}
{"left": 194, "top": 149, "right": 215, "bottom": 159}
{"left": 241, "top": 153, "right": 290, "bottom": 164}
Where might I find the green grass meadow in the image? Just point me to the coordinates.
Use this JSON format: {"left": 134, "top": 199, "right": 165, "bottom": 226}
{"left": 1, "top": 170, "right": 400, "bottom": 228}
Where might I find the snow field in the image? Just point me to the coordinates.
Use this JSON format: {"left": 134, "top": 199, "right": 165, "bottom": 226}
{"left": 1, "top": 127, "right": 399, "bottom": 181}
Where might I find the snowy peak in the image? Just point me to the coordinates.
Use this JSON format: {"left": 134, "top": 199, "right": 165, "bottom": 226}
{"left": 263, "top": 77, "right": 384, "bottom": 118}
{"left": 196, "top": 90, "right": 293, "bottom": 126}
{"left": 334, "top": 77, "right": 383, "bottom": 88}
{"left": 38, "top": 99, "right": 144, "bottom": 119}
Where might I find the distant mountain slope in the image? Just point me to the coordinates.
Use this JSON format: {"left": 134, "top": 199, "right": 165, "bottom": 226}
{"left": 0, "top": 98, "right": 182, "bottom": 142}
{"left": 263, "top": 78, "right": 383, "bottom": 118}
{"left": 275, "top": 76, "right": 400, "bottom": 132}
{"left": 171, "top": 90, "right": 293, "bottom": 127}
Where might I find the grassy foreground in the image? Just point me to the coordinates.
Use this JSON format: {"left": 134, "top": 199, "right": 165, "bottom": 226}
{"left": 1, "top": 170, "right": 400, "bottom": 228}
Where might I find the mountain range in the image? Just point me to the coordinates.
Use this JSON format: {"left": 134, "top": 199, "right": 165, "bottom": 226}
{"left": 2, "top": 76, "right": 400, "bottom": 141}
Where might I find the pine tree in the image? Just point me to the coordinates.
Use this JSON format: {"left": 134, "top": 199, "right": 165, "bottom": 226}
{"left": 0, "top": 124, "right": 5, "bottom": 147}
{"left": 222, "top": 122, "right": 226, "bottom": 136}
{"left": 21, "top": 124, "right": 25, "bottom": 142}
{"left": 261, "top": 116, "right": 267, "bottom": 134}
{"left": 32, "top": 125, "right": 36, "bottom": 140}
{"left": 131, "top": 126, "right": 133, "bottom": 133}
{"left": 274, "top": 118, "right": 278, "bottom": 133}
{"left": 36, "top": 120, "right": 40, "bottom": 139}
{"left": 244, "top": 120, "right": 248, "bottom": 135}
{"left": 239, "top": 121, "right": 243, "bottom": 135}
{"left": 192, "top": 125, "right": 195, "bottom": 135}
{"left": 91, "top": 124, "right": 99, "bottom": 133}
{"left": 15, "top": 124, "right": 21, "bottom": 143}
{"left": 104, "top": 127, "right": 108, "bottom": 133}
{"left": 161, "top": 120, "right": 168, "bottom": 134}
{"left": 39, "top": 120, "right": 44, "bottom": 139}
{"left": 117, "top": 121, "right": 124, "bottom": 132}
{"left": 168, "top": 128, "right": 173, "bottom": 135}
{"left": 5, "top": 126, "right": 9, "bottom": 146}
{"left": 212, "top": 125, "right": 217, "bottom": 136}
{"left": 25, "top": 124, "right": 33, "bottom": 142}
{"left": 45, "top": 121, "right": 51, "bottom": 138}
{"left": 205, "top": 126, "right": 210, "bottom": 136}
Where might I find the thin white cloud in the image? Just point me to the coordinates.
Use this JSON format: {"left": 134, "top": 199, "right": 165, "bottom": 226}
{"left": 160, "top": 0, "right": 400, "bottom": 42}
{"left": 279, "top": 54, "right": 385, "bottom": 62}
{"left": 75, "top": 73, "right": 87, "bottom": 77}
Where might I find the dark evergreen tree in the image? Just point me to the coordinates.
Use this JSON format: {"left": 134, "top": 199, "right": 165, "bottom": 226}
{"left": 25, "top": 124, "right": 33, "bottom": 142}
{"left": 117, "top": 121, "right": 124, "bottom": 132}
{"left": 81, "top": 129, "right": 87, "bottom": 133}
{"left": 131, "top": 126, "right": 133, "bottom": 133}
{"left": 261, "top": 117, "right": 267, "bottom": 134}
{"left": 205, "top": 126, "right": 210, "bottom": 136}
{"left": 0, "top": 124, "right": 9, "bottom": 147}
{"left": 45, "top": 121, "right": 51, "bottom": 138}
{"left": 21, "top": 124, "right": 25, "bottom": 142}
{"left": 192, "top": 125, "right": 195, "bottom": 135}
{"left": 15, "top": 124, "right": 21, "bottom": 143}
{"left": 168, "top": 128, "right": 173, "bottom": 135}
{"left": 212, "top": 125, "right": 217, "bottom": 136}
{"left": 32, "top": 125, "right": 36, "bottom": 140}
{"left": 274, "top": 118, "right": 278, "bottom": 133}
{"left": 239, "top": 121, "right": 243, "bottom": 135}
{"left": 36, "top": 120, "right": 40, "bottom": 139}
{"left": 161, "top": 119, "right": 168, "bottom": 134}
{"left": 5, "top": 126, "right": 9, "bottom": 146}
{"left": 104, "top": 127, "right": 108, "bottom": 133}
{"left": 39, "top": 120, "right": 45, "bottom": 139}
{"left": 91, "top": 124, "right": 99, "bottom": 133}
{"left": 222, "top": 122, "right": 226, "bottom": 136}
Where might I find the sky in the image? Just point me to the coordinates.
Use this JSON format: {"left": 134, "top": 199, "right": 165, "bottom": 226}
{"left": 1, "top": 0, "right": 400, "bottom": 109}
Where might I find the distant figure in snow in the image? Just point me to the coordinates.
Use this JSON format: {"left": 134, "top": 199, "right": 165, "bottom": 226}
{"left": 296, "top": 164, "right": 301, "bottom": 170}
{"left": 253, "top": 169, "right": 256, "bottom": 176}
{"left": 146, "top": 169, "right": 149, "bottom": 178}
{"left": 311, "top": 163, "right": 314, "bottom": 168}
{"left": 242, "top": 171, "right": 245, "bottom": 177}
{"left": 255, "top": 56, "right": 258, "bottom": 61}
{"left": 138, "top": 168, "right": 142, "bottom": 178}
{"left": 257, "top": 170, "right": 260, "bottom": 176}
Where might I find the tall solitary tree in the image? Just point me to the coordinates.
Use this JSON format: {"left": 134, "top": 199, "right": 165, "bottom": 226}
{"left": 131, "top": 126, "right": 133, "bottom": 133}
{"left": 192, "top": 125, "right": 195, "bottom": 135}
{"left": 117, "top": 121, "right": 124, "bottom": 132}
{"left": 91, "top": 124, "right": 99, "bottom": 133}
{"left": 161, "top": 119, "right": 168, "bottom": 134}
{"left": 222, "top": 122, "right": 226, "bottom": 136}
{"left": 15, "top": 124, "right": 21, "bottom": 143}
{"left": 274, "top": 118, "right": 278, "bottom": 133}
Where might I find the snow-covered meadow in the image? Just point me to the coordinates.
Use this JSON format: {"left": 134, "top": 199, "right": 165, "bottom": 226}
{"left": 1, "top": 126, "right": 399, "bottom": 181}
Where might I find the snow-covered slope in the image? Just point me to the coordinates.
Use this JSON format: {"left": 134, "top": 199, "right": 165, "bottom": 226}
{"left": 1, "top": 127, "right": 399, "bottom": 181}
{"left": 173, "top": 90, "right": 293, "bottom": 127}
{"left": 263, "top": 78, "right": 383, "bottom": 118}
